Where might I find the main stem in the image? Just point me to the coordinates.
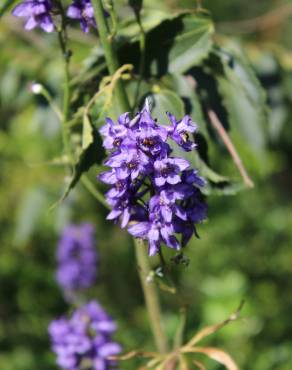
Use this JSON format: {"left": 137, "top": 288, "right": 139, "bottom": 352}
{"left": 92, "top": 0, "right": 168, "bottom": 353}
{"left": 134, "top": 238, "right": 169, "bottom": 353}
{"left": 57, "top": 2, "right": 73, "bottom": 163}
{"left": 62, "top": 56, "right": 71, "bottom": 159}
{"left": 92, "top": 0, "right": 130, "bottom": 112}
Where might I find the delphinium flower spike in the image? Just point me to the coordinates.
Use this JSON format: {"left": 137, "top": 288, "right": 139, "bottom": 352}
{"left": 12, "top": 0, "right": 54, "bottom": 32}
{"left": 49, "top": 300, "right": 121, "bottom": 370}
{"left": 56, "top": 223, "right": 98, "bottom": 294}
{"left": 99, "top": 102, "right": 207, "bottom": 256}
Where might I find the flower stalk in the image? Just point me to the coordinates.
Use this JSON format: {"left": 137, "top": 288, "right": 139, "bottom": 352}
{"left": 92, "top": 0, "right": 170, "bottom": 354}
{"left": 134, "top": 238, "right": 169, "bottom": 353}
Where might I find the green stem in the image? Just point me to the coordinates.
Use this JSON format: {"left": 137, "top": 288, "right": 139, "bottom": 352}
{"left": 133, "top": 12, "right": 146, "bottom": 110}
{"left": 91, "top": 0, "right": 130, "bottom": 112}
{"left": 92, "top": 1, "right": 169, "bottom": 355}
{"left": 134, "top": 238, "right": 169, "bottom": 353}
{"left": 57, "top": 4, "right": 73, "bottom": 163}
{"left": 81, "top": 175, "right": 110, "bottom": 209}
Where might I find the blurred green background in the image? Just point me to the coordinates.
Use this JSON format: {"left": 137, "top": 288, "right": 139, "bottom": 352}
{"left": 1, "top": 0, "right": 292, "bottom": 369}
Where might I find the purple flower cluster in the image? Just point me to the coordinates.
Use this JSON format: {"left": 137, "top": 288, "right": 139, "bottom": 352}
{"left": 99, "top": 105, "right": 207, "bottom": 256}
{"left": 49, "top": 300, "right": 121, "bottom": 370}
{"left": 56, "top": 223, "right": 98, "bottom": 292}
{"left": 12, "top": 0, "right": 96, "bottom": 33}
{"left": 12, "top": 0, "right": 54, "bottom": 32}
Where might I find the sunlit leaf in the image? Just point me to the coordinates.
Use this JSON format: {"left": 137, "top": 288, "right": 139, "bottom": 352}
{"left": 213, "top": 46, "right": 268, "bottom": 152}
{"left": 120, "top": 12, "right": 214, "bottom": 76}
{"left": 150, "top": 88, "right": 184, "bottom": 122}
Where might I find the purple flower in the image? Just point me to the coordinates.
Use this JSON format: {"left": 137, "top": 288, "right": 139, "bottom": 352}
{"left": 128, "top": 214, "right": 179, "bottom": 256}
{"left": 12, "top": 0, "right": 54, "bottom": 32}
{"left": 182, "top": 169, "right": 206, "bottom": 188}
{"left": 67, "top": 0, "right": 96, "bottom": 33}
{"left": 99, "top": 116, "right": 130, "bottom": 150}
{"left": 98, "top": 103, "right": 207, "bottom": 256}
{"left": 153, "top": 157, "right": 189, "bottom": 186}
{"left": 56, "top": 223, "right": 98, "bottom": 293}
{"left": 104, "top": 148, "right": 150, "bottom": 181}
{"left": 167, "top": 112, "right": 197, "bottom": 151}
{"left": 49, "top": 300, "right": 121, "bottom": 370}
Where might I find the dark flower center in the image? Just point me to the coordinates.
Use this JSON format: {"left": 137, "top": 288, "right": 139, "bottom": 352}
{"left": 115, "top": 181, "right": 123, "bottom": 190}
{"left": 113, "top": 138, "right": 121, "bottom": 147}
{"left": 142, "top": 138, "right": 155, "bottom": 147}
{"left": 127, "top": 161, "right": 138, "bottom": 169}
{"left": 161, "top": 164, "right": 175, "bottom": 177}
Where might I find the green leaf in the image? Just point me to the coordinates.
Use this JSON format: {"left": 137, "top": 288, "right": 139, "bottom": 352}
{"left": 82, "top": 114, "right": 94, "bottom": 150}
{"left": 120, "top": 12, "right": 214, "bottom": 76}
{"left": 149, "top": 88, "right": 185, "bottom": 122}
{"left": 60, "top": 115, "right": 105, "bottom": 202}
{"left": 119, "top": 9, "right": 171, "bottom": 40}
{"left": 213, "top": 46, "right": 268, "bottom": 152}
{"left": 167, "top": 13, "right": 214, "bottom": 74}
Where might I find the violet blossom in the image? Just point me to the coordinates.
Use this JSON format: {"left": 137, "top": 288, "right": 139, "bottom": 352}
{"left": 56, "top": 223, "right": 98, "bottom": 292}
{"left": 98, "top": 103, "right": 207, "bottom": 256}
{"left": 67, "top": 0, "right": 96, "bottom": 33}
{"left": 49, "top": 300, "right": 121, "bottom": 370}
{"left": 12, "top": 0, "right": 54, "bottom": 32}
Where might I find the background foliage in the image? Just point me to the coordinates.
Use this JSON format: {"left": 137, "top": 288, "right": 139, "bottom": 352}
{"left": 1, "top": 0, "right": 292, "bottom": 369}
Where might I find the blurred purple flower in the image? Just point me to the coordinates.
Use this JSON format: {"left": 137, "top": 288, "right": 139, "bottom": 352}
{"left": 12, "top": 0, "right": 54, "bottom": 32}
{"left": 67, "top": 0, "right": 96, "bottom": 33}
{"left": 98, "top": 102, "right": 207, "bottom": 256}
{"left": 49, "top": 300, "right": 121, "bottom": 370}
{"left": 56, "top": 223, "right": 97, "bottom": 292}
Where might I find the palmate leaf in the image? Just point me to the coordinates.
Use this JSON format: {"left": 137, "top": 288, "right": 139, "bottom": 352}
{"left": 120, "top": 11, "right": 214, "bottom": 76}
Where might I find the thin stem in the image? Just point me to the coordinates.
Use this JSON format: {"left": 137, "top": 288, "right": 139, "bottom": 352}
{"left": 81, "top": 175, "right": 110, "bottom": 209}
{"left": 134, "top": 238, "right": 169, "bottom": 353}
{"left": 56, "top": 2, "right": 74, "bottom": 164}
{"left": 208, "top": 109, "right": 254, "bottom": 188}
{"left": 133, "top": 11, "right": 146, "bottom": 110}
{"left": 104, "top": 0, "right": 118, "bottom": 40}
{"left": 173, "top": 307, "right": 187, "bottom": 349}
{"left": 91, "top": 0, "right": 130, "bottom": 112}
